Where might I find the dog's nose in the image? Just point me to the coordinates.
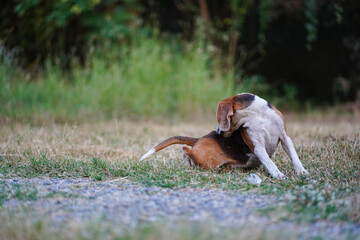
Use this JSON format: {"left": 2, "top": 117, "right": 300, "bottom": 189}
{"left": 216, "top": 125, "right": 222, "bottom": 135}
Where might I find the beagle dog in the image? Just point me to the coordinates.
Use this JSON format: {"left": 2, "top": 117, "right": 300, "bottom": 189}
{"left": 140, "top": 127, "right": 261, "bottom": 169}
{"left": 216, "top": 93, "right": 309, "bottom": 179}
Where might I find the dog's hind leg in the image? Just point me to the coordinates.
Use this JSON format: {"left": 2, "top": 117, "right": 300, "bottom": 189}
{"left": 182, "top": 146, "right": 196, "bottom": 167}
{"left": 280, "top": 134, "right": 309, "bottom": 175}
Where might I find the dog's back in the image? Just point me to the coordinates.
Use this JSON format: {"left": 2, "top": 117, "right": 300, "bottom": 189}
{"left": 183, "top": 128, "right": 259, "bottom": 169}
{"left": 199, "top": 130, "right": 251, "bottom": 162}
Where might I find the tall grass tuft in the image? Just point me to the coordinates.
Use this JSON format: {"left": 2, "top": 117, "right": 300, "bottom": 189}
{"left": 0, "top": 35, "right": 236, "bottom": 123}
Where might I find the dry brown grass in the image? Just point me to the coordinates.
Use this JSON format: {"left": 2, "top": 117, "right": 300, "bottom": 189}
{"left": 1, "top": 120, "right": 216, "bottom": 163}
{"left": 1, "top": 115, "right": 359, "bottom": 193}
{"left": 1, "top": 115, "right": 360, "bottom": 238}
{"left": 1, "top": 116, "right": 358, "bottom": 168}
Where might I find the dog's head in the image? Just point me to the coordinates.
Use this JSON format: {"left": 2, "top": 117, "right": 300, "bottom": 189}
{"left": 216, "top": 93, "right": 255, "bottom": 137}
{"left": 216, "top": 98, "right": 235, "bottom": 137}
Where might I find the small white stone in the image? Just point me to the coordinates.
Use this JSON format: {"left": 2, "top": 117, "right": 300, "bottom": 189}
{"left": 246, "top": 173, "right": 262, "bottom": 185}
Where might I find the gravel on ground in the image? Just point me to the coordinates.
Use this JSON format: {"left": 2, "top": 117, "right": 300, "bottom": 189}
{"left": 1, "top": 177, "right": 359, "bottom": 239}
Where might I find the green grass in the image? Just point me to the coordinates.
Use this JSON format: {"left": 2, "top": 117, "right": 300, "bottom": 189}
{"left": 0, "top": 155, "right": 255, "bottom": 190}
{"left": 0, "top": 35, "right": 236, "bottom": 123}
{"left": 0, "top": 153, "right": 321, "bottom": 193}
{"left": 0, "top": 181, "right": 38, "bottom": 205}
{"left": 0, "top": 179, "right": 79, "bottom": 206}
{"left": 1, "top": 140, "right": 359, "bottom": 223}
{"left": 280, "top": 183, "right": 360, "bottom": 222}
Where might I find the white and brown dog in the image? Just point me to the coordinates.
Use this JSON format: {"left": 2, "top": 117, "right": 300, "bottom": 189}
{"left": 216, "top": 93, "right": 309, "bottom": 179}
{"left": 140, "top": 93, "right": 309, "bottom": 179}
{"left": 140, "top": 127, "right": 261, "bottom": 170}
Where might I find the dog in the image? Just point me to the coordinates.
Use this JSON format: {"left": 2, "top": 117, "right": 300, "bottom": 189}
{"left": 140, "top": 127, "right": 262, "bottom": 169}
{"left": 216, "top": 93, "right": 309, "bottom": 179}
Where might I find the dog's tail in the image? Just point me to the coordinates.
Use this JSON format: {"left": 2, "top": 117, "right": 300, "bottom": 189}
{"left": 140, "top": 136, "right": 198, "bottom": 161}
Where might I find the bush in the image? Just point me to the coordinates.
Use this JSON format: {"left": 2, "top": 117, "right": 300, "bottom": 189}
{"left": 0, "top": 0, "right": 140, "bottom": 67}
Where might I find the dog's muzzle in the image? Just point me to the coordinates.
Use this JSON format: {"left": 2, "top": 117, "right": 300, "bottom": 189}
{"left": 216, "top": 125, "right": 232, "bottom": 137}
{"left": 216, "top": 125, "right": 222, "bottom": 135}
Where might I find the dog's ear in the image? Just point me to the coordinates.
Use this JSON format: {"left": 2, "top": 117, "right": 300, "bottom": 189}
{"left": 216, "top": 100, "right": 234, "bottom": 132}
{"left": 232, "top": 93, "right": 255, "bottom": 110}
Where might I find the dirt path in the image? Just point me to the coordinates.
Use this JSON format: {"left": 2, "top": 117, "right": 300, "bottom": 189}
{"left": 1, "top": 177, "right": 359, "bottom": 239}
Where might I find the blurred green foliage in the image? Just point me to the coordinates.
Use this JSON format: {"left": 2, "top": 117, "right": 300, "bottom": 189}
{"left": 0, "top": 0, "right": 359, "bottom": 108}
{"left": 304, "top": 0, "right": 318, "bottom": 50}
{"left": 0, "top": 34, "right": 236, "bottom": 122}
{"left": 1, "top": 0, "right": 140, "bottom": 67}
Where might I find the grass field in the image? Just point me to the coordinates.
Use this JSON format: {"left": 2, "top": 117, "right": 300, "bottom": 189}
{"left": 0, "top": 34, "right": 305, "bottom": 124}
{"left": 1, "top": 31, "right": 359, "bottom": 239}
{"left": 1, "top": 115, "right": 359, "bottom": 239}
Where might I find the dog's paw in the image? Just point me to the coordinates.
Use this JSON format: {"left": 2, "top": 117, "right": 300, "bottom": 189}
{"left": 274, "top": 172, "right": 288, "bottom": 180}
{"left": 295, "top": 168, "right": 310, "bottom": 176}
{"left": 182, "top": 148, "right": 195, "bottom": 167}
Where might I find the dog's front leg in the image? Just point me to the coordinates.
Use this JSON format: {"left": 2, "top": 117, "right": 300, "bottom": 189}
{"left": 246, "top": 128, "right": 287, "bottom": 179}
{"left": 253, "top": 146, "right": 287, "bottom": 179}
{"left": 280, "top": 134, "right": 309, "bottom": 175}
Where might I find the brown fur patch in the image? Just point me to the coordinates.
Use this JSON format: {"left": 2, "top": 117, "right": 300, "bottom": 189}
{"left": 148, "top": 129, "right": 252, "bottom": 169}
{"left": 271, "top": 105, "right": 287, "bottom": 131}
{"left": 240, "top": 128, "right": 254, "bottom": 153}
{"left": 185, "top": 138, "right": 239, "bottom": 169}
{"left": 216, "top": 98, "right": 234, "bottom": 132}
{"left": 217, "top": 94, "right": 255, "bottom": 132}
{"left": 154, "top": 136, "right": 198, "bottom": 152}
